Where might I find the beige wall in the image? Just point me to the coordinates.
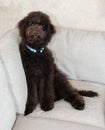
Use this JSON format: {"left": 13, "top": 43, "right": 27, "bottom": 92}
{"left": 0, "top": 0, "right": 105, "bottom": 37}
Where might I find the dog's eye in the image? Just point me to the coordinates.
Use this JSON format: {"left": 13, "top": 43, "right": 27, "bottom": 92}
{"left": 43, "top": 25, "right": 46, "bottom": 31}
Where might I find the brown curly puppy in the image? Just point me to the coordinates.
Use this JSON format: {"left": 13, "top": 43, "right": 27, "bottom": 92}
{"left": 18, "top": 11, "right": 98, "bottom": 115}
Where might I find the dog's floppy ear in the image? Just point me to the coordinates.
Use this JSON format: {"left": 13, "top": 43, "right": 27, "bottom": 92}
{"left": 50, "top": 23, "right": 56, "bottom": 35}
{"left": 18, "top": 18, "right": 25, "bottom": 29}
{"left": 18, "top": 17, "right": 27, "bottom": 37}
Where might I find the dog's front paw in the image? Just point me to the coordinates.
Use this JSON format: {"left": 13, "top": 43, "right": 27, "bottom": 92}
{"left": 41, "top": 100, "right": 54, "bottom": 111}
{"left": 71, "top": 96, "right": 85, "bottom": 110}
{"left": 24, "top": 102, "right": 37, "bottom": 116}
{"left": 24, "top": 107, "right": 34, "bottom": 116}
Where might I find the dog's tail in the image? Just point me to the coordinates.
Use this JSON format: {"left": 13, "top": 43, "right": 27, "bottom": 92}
{"left": 77, "top": 90, "right": 98, "bottom": 97}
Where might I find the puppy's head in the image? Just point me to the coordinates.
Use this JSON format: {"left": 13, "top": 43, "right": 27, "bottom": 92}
{"left": 18, "top": 11, "right": 56, "bottom": 48}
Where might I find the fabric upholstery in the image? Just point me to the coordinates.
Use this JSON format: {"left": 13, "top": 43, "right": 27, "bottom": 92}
{"left": 13, "top": 115, "right": 105, "bottom": 130}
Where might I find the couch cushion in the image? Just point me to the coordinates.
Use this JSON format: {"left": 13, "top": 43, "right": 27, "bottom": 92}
{"left": 0, "top": 28, "right": 27, "bottom": 114}
{"left": 13, "top": 116, "right": 105, "bottom": 130}
{"left": 48, "top": 27, "right": 105, "bottom": 84}
{"left": 31, "top": 0, "right": 105, "bottom": 31}
{"left": 16, "top": 80, "right": 105, "bottom": 128}
{"left": 0, "top": 57, "right": 16, "bottom": 130}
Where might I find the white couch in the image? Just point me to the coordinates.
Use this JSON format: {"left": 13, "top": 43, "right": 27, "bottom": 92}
{"left": 0, "top": 0, "right": 105, "bottom": 130}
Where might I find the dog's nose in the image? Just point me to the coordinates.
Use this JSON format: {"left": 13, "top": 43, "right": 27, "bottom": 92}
{"left": 26, "top": 25, "right": 43, "bottom": 38}
{"left": 27, "top": 30, "right": 38, "bottom": 37}
{"left": 28, "top": 31, "right": 35, "bottom": 37}
{"left": 34, "top": 31, "right": 40, "bottom": 38}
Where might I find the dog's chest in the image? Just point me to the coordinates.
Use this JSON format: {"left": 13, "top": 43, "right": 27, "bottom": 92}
{"left": 27, "top": 55, "right": 44, "bottom": 77}
{"left": 22, "top": 52, "right": 53, "bottom": 78}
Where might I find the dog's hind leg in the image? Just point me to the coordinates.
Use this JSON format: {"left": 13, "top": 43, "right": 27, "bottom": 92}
{"left": 54, "top": 65, "right": 85, "bottom": 110}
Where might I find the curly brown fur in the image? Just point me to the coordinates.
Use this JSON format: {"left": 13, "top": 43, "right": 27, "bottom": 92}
{"left": 18, "top": 11, "right": 98, "bottom": 115}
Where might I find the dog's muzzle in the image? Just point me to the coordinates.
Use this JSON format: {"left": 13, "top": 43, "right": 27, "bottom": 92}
{"left": 26, "top": 25, "right": 46, "bottom": 43}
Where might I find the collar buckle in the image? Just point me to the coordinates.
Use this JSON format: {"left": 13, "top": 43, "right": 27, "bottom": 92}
{"left": 26, "top": 45, "right": 44, "bottom": 54}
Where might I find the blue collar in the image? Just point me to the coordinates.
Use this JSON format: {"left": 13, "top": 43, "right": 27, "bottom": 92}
{"left": 26, "top": 45, "right": 45, "bottom": 54}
